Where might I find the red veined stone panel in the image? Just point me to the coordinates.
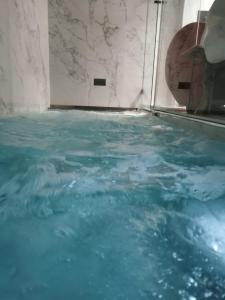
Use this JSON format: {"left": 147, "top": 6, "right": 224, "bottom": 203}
{"left": 165, "top": 22, "right": 206, "bottom": 110}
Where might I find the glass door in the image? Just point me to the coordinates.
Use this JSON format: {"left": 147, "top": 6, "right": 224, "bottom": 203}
{"left": 141, "top": 0, "right": 162, "bottom": 110}
{"left": 152, "top": 0, "right": 225, "bottom": 120}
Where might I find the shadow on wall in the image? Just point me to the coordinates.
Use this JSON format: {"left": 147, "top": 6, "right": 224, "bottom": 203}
{"left": 165, "top": 0, "right": 225, "bottom": 114}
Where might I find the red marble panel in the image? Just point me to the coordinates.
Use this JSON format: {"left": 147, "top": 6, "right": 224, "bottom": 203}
{"left": 165, "top": 22, "right": 206, "bottom": 110}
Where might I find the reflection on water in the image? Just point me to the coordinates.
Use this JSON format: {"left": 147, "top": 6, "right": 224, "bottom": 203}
{"left": 0, "top": 111, "right": 225, "bottom": 299}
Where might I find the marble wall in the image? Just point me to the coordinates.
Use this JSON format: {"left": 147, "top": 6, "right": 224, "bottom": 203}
{"left": 0, "top": 0, "right": 50, "bottom": 114}
{"left": 49, "top": 0, "right": 158, "bottom": 109}
{"left": 0, "top": 1, "right": 10, "bottom": 114}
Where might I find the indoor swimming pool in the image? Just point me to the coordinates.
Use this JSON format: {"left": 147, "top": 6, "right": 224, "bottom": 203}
{"left": 0, "top": 110, "right": 225, "bottom": 300}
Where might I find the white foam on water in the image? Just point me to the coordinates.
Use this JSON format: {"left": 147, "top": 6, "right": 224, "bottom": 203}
{"left": 152, "top": 124, "right": 174, "bottom": 132}
{"left": 122, "top": 111, "right": 149, "bottom": 117}
{"left": 185, "top": 166, "right": 225, "bottom": 202}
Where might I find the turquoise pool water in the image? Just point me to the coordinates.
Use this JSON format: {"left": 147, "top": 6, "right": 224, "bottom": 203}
{"left": 0, "top": 111, "right": 225, "bottom": 300}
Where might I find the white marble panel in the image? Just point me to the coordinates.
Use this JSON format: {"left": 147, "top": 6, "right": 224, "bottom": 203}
{"left": 0, "top": 1, "right": 11, "bottom": 113}
{"left": 49, "top": 0, "right": 158, "bottom": 108}
{"left": 0, "top": 0, "right": 50, "bottom": 114}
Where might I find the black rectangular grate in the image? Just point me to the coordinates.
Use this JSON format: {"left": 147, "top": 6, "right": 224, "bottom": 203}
{"left": 178, "top": 82, "right": 191, "bottom": 90}
{"left": 94, "top": 78, "right": 106, "bottom": 86}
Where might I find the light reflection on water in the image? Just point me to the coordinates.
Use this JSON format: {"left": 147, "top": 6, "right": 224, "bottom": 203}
{"left": 0, "top": 111, "right": 225, "bottom": 299}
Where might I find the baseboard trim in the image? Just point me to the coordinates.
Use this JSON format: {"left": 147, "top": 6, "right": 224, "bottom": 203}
{"left": 49, "top": 105, "right": 138, "bottom": 112}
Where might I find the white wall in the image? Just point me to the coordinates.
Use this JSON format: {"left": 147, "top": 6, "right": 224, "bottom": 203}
{"left": 49, "top": 0, "right": 157, "bottom": 109}
{"left": 0, "top": 0, "right": 50, "bottom": 114}
{"left": 182, "top": 0, "right": 215, "bottom": 26}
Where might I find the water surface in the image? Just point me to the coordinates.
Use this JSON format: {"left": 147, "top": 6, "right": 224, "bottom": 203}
{"left": 0, "top": 111, "right": 225, "bottom": 300}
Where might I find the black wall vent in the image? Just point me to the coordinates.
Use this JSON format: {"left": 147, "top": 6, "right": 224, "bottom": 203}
{"left": 94, "top": 78, "right": 106, "bottom": 86}
{"left": 178, "top": 82, "right": 191, "bottom": 90}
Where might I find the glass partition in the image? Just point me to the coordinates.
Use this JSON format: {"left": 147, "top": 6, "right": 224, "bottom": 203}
{"left": 153, "top": 0, "right": 225, "bottom": 119}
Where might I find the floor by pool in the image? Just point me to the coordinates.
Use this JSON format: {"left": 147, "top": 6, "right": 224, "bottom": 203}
{"left": 0, "top": 111, "right": 225, "bottom": 300}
